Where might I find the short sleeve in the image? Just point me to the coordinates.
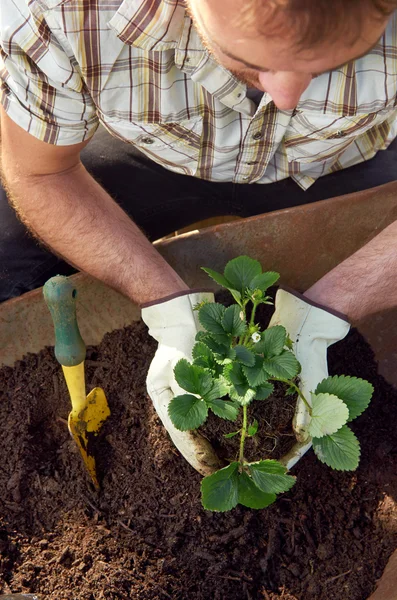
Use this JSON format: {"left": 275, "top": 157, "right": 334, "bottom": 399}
{"left": 0, "top": 1, "right": 99, "bottom": 145}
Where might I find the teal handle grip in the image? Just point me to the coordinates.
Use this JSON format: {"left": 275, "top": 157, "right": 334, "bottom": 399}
{"left": 43, "top": 275, "right": 86, "bottom": 367}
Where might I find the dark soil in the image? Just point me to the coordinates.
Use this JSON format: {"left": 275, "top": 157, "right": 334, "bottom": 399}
{"left": 199, "top": 380, "right": 296, "bottom": 462}
{"left": 1, "top": 293, "right": 397, "bottom": 600}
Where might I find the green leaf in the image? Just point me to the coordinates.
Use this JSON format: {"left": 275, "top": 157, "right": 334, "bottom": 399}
{"left": 196, "top": 333, "right": 236, "bottom": 364}
{"left": 224, "top": 256, "right": 262, "bottom": 293}
{"left": 315, "top": 375, "right": 373, "bottom": 422}
{"left": 235, "top": 345, "right": 256, "bottom": 367}
{"left": 313, "top": 425, "right": 360, "bottom": 471}
{"left": 174, "top": 359, "right": 213, "bottom": 396}
{"left": 228, "top": 362, "right": 249, "bottom": 394}
{"left": 263, "top": 350, "right": 300, "bottom": 379}
{"left": 168, "top": 394, "right": 208, "bottom": 431}
{"left": 229, "top": 289, "right": 242, "bottom": 305}
{"left": 254, "top": 382, "right": 274, "bottom": 400}
{"left": 248, "top": 419, "right": 259, "bottom": 437}
{"left": 249, "top": 271, "right": 280, "bottom": 292}
{"left": 224, "top": 430, "right": 241, "bottom": 439}
{"left": 201, "top": 463, "right": 239, "bottom": 512}
{"left": 253, "top": 326, "right": 287, "bottom": 358}
{"left": 243, "top": 355, "right": 268, "bottom": 387}
{"left": 237, "top": 472, "right": 277, "bottom": 509}
{"left": 203, "top": 378, "right": 230, "bottom": 402}
{"left": 221, "top": 305, "right": 247, "bottom": 337}
{"left": 201, "top": 267, "right": 232, "bottom": 290}
{"left": 208, "top": 399, "right": 240, "bottom": 421}
{"left": 229, "top": 386, "right": 256, "bottom": 406}
{"left": 249, "top": 460, "right": 296, "bottom": 494}
{"left": 198, "top": 303, "right": 226, "bottom": 336}
{"left": 192, "top": 342, "right": 216, "bottom": 371}
{"left": 308, "top": 393, "right": 349, "bottom": 439}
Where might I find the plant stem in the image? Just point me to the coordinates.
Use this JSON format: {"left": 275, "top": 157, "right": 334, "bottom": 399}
{"left": 269, "top": 377, "right": 312, "bottom": 415}
{"left": 239, "top": 405, "right": 248, "bottom": 464}
{"left": 249, "top": 301, "right": 259, "bottom": 328}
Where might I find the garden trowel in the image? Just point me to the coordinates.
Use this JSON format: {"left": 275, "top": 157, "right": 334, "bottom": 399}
{"left": 43, "top": 275, "right": 110, "bottom": 490}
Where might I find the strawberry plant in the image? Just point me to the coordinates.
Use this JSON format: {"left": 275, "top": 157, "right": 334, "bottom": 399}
{"left": 168, "top": 256, "right": 373, "bottom": 512}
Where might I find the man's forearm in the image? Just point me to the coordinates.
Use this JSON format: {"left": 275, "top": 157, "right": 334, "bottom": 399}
{"left": 304, "top": 220, "right": 397, "bottom": 322}
{"left": 3, "top": 162, "right": 188, "bottom": 304}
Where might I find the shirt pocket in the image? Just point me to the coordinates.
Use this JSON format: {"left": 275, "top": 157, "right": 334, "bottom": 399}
{"left": 100, "top": 116, "right": 203, "bottom": 174}
{"left": 284, "top": 109, "right": 396, "bottom": 164}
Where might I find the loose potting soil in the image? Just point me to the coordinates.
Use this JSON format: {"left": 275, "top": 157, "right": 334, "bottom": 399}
{"left": 1, "top": 296, "right": 397, "bottom": 600}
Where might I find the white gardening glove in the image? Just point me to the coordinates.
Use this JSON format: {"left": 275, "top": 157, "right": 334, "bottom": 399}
{"left": 269, "top": 288, "right": 350, "bottom": 467}
{"left": 141, "top": 290, "right": 224, "bottom": 476}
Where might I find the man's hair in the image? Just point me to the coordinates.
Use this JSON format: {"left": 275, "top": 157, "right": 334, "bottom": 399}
{"left": 237, "top": 0, "right": 397, "bottom": 49}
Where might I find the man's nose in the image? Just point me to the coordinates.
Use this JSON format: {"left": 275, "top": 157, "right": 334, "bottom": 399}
{"left": 258, "top": 71, "right": 313, "bottom": 110}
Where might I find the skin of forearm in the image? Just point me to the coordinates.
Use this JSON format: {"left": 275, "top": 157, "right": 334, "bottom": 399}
{"left": 3, "top": 162, "right": 188, "bottom": 305}
{"left": 304, "top": 219, "right": 397, "bottom": 322}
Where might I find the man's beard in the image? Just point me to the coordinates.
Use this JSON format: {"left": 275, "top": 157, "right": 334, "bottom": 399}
{"left": 226, "top": 67, "right": 263, "bottom": 89}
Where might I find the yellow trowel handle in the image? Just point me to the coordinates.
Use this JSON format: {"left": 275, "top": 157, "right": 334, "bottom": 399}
{"left": 43, "top": 276, "right": 87, "bottom": 414}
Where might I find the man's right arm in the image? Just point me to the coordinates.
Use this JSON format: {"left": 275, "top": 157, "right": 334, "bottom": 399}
{"left": 1, "top": 108, "right": 189, "bottom": 304}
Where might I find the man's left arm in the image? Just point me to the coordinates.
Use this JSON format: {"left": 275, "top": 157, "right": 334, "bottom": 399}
{"left": 304, "top": 220, "right": 397, "bottom": 321}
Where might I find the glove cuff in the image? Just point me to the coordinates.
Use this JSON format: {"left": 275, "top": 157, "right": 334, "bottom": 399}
{"left": 141, "top": 288, "right": 214, "bottom": 308}
{"left": 280, "top": 285, "right": 350, "bottom": 323}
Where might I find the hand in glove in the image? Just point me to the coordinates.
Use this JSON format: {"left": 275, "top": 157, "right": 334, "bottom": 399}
{"left": 141, "top": 290, "right": 224, "bottom": 476}
{"left": 269, "top": 288, "right": 350, "bottom": 467}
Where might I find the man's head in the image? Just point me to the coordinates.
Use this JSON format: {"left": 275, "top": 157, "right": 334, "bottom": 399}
{"left": 186, "top": 0, "right": 396, "bottom": 110}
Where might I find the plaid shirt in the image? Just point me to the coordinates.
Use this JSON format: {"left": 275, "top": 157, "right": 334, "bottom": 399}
{"left": 1, "top": 0, "right": 397, "bottom": 189}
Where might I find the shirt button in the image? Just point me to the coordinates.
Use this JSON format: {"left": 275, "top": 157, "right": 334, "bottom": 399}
{"left": 252, "top": 132, "right": 262, "bottom": 140}
{"left": 142, "top": 137, "right": 154, "bottom": 144}
{"left": 247, "top": 161, "right": 257, "bottom": 166}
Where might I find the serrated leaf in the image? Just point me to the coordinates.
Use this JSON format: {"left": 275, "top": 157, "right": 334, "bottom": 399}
{"left": 313, "top": 425, "right": 360, "bottom": 471}
{"left": 224, "top": 256, "right": 262, "bottom": 293}
{"left": 263, "top": 350, "right": 300, "bottom": 379}
{"left": 201, "top": 267, "right": 232, "bottom": 290}
{"left": 228, "top": 362, "right": 248, "bottom": 391}
{"left": 237, "top": 472, "right": 277, "bottom": 509}
{"left": 248, "top": 419, "right": 259, "bottom": 437}
{"left": 222, "top": 305, "right": 247, "bottom": 337}
{"left": 201, "top": 463, "right": 239, "bottom": 512}
{"left": 224, "top": 430, "right": 241, "bottom": 439}
{"left": 235, "top": 345, "right": 256, "bottom": 367}
{"left": 229, "top": 289, "right": 242, "bottom": 305}
{"left": 315, "top": 375, "right": 373, "bottom": 422}
{"left": 168, "top": 394, "right": 208, "bottom": 431}
{"left": 243, "top": 355, "right": 269, "bottom": 387}
{"left": 253, "top": 326, "right": 287, "bottom": 358}
{"left": 192, "top": 342, "right": 216, "bottom": 371}
{"left": 308, "top": 393, "right": 349, "bottom": 439}
{"left": 229, "top": 386, "right": 256, "bottom": 406}
{"left": 203, "top": 378, "right": 230, "bottom": 402}
{"left": 174, "top": 359, "right": 213, "bottom": 396}
{"left": 254, "top": 382, "right": 274, "bottom": 400}
{"left": 208, "top": 399, "right": 240, "bottom": 421}
{"left": 249, "top": 460, "right": 296, "bottom": 494}
{"left": 199, "top": 303, "right": 226, "bottom": 336}
{"left": 249, "top": 271, "right": 280, "bottom": 292}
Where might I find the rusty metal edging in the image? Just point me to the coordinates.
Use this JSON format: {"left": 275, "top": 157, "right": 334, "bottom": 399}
{"left": 1, "top": 181, "right": 397, "bottom": 386}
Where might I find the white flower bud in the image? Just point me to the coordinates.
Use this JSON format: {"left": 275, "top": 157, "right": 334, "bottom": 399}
{"left": 251, "top": 332, "right": 261, "bottom": 343}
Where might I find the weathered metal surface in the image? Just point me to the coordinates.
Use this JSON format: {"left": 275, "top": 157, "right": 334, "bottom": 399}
{"left": 1, "top": 180, "right": 397, "bottom": 388}
{"left": 368, "top": 549, "right": 397, "bottom": 600}
{"left": 157, "top": 180, "right": 397, "bottom": 292}
{"left": 0, "top": 273, "right": 141, "bottom": 367}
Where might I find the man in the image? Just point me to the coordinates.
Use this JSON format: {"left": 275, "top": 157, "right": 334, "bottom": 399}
{"left": 1, "top": 0, "right": 397, "bottom": 473}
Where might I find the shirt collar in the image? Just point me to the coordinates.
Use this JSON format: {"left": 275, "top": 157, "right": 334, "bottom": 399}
{"left": 107, "top": 0, "right": 186, "bottom": 50}
{"left": 108, "top": 0, "right": 255, "bottom": 116}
